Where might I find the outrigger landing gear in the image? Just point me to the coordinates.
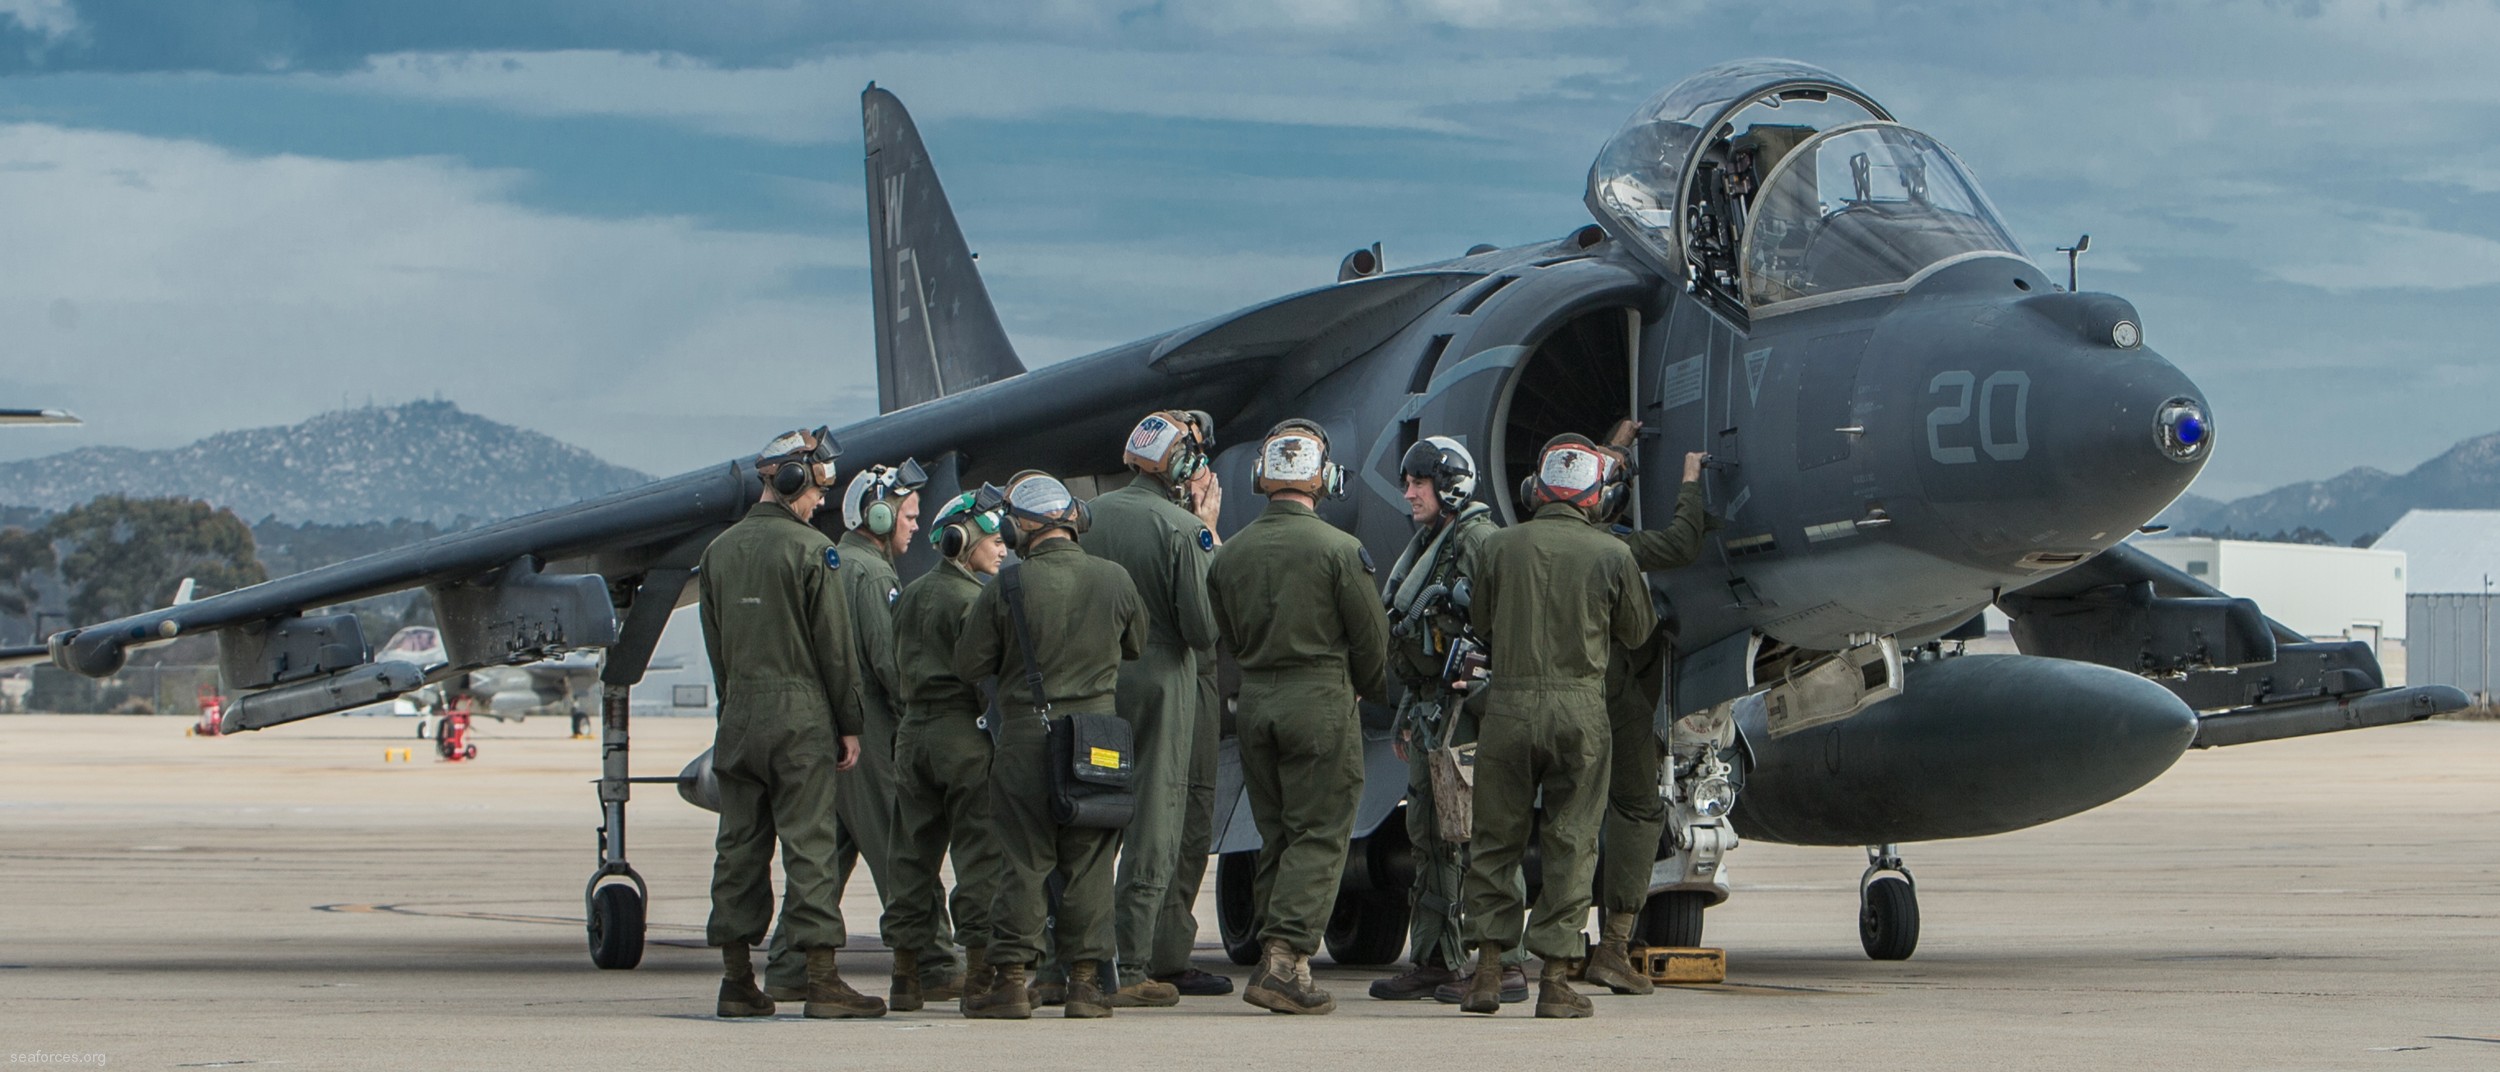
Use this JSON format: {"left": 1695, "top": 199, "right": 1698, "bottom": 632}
{"left": 1858, "top": 844, "right": 1918, "bottom": 961}
{"left": 586, "top": 681, "right": 646, "bottom": 969}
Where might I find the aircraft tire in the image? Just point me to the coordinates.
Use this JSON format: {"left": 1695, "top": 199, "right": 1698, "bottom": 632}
{"left": 587, "top": 883, "right": 645, "bottom": 970}
{"left": 1214, "top": 851, "right": 1260, "bottom": 966}
{"left": 1859, "top": 876, "right": 1918, "bottom": 961}
{"left": 1638, "top": 890, "right": 1708, "bottom": 949}
{"left": 1322, "top": 889, "right": 1410, "bottom": 966}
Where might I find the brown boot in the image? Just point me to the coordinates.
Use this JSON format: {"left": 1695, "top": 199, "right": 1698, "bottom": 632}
{"left": 1245, "top": 943, "right": 1335, "bottom": 1015}
{"left": 1241, "top": 937, "right": 1293, "bottom": 1009}
{"left": 1584, "top": 912, "right": 1655, "bottom": 995}
{"left": 1369, "top": 961, "right": 1461, "bottom": 1001}
{"left": 1107, "top": 974, "right": 1180, "bottom": 1008}
{"left": 923, "top": 968, "right": 964, "bottom": 1003}
{"left": 964, "top": 963, "right": 1031, "bottom": 1020}
{"left": 889, "top": 948, "right": 924, "bottom": 1012}
{"left": 1534, "top": 958, "right": 1593, "bottom": 1019}
{"left": 716, "top": 943, "right": 775, "bottom": 1018}
{"left": 1459, "top": 944, "right": 1505, "bottom": 1015}
{"left": 956, "top": 946, "right": 993, "bottom": 1013}
{"left": 802, "top": 947, "right": 888, "bottom": 1019}
{"left": 1063, "top": 960, "right": 1115, "bottom": 1019}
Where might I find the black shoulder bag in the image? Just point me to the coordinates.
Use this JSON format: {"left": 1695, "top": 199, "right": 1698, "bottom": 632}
{"left": 999, "top": 561, "right": 1136, "bottom": 830}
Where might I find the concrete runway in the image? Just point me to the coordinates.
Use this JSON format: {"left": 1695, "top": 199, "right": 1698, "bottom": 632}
{"left": 1, "top": 712, "right": 2494, "bottom": 1070}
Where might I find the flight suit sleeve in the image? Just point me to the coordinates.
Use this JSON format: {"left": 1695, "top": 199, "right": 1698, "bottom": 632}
{"left": 1471, "top": 542, "right": 1499, "bottom": 645}
{"left": 1116, "top": 572, "right": 1149, "bottom": 662}
{"left": 1205, "top": 551, "right": 1235, "bottom": 652}
{"left": 1608, "top": 552, "right": 1661, "bottom": 652}
{"left": 698, "top": 566, "right": 728, "bottom": 709}
{"left": 1338, "top": 543, "right": 1394, "bottom": 705}
{"left": 809, "top": 553, "right": 866, "bottom": 737}
{"left": 1623, "top": 480, "right": 1711, "bottom": 572}
{"left": 1170, "top": 526, "right": 1219, "bottom": 653}
{"left": 846, "top": 567, "right": 904, "bottom": 702}
{"left": 953, "top": 584, "right": 1004, "bottom": 687}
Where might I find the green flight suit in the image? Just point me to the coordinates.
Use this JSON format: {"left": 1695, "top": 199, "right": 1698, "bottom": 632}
{"left": 1463, "top": 502, "right": 1657, "bottom": 962}
{"left": 953, "top": 536, "right": 1148, "bottom": 969}
{"left": 880, "top": 559, "right": 1001, "bottom": 959}
{"left": 768, "top": 530, "right": 956, "bottom": 989}
{"left": 1601, "top": 480, "right": 1711, "bottom": 916}
{"left": 699, "top": 501, "right": 868, "bottom": 952}
{"left": 1207, "top": 499, "right": 1391, "bottom": 956}
{"left": 1151, "top": 650, "right": 1222, "bottom": 978}
{"left": 1380, "top": 502, "right": 1523, "bottom": 971}
{"left": 1079, "top": 479, "right": 1219, "bottom": 987}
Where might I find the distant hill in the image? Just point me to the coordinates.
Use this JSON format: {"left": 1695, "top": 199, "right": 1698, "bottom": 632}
{"left": 0, "top": 401, "right": 654, "bottom": 526}
{"left": 2156, "top": 431, "right": 2500, "bottom": 545}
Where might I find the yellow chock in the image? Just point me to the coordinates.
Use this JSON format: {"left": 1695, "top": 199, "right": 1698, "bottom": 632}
{"left": 384, "top": 748, "right": 411, "bottom": 763}
{"left": 1639, "top": 946, "right": 1727, "bottom": 985}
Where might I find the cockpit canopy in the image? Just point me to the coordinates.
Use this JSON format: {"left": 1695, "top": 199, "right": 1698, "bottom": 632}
{"left": 1587, "top": 59, "right": 2029, "bottom": 317}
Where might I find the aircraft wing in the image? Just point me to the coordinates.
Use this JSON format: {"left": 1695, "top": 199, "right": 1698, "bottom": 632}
{"left": 2, "top": 643, "right": 47, "bottom": 670}
{"left": 0, "top": 408, "right": 79, "bottom": 425}
{"left": 2000, "top": 542, "right": 2468, "bottom": 748}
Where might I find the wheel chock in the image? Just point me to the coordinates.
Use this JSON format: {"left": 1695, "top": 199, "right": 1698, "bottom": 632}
{"left": 1638, "top": 946, "right": 1726, "bottom": 985}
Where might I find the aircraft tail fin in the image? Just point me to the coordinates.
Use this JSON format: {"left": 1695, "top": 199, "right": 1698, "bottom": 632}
{"left": 863, "top": 84, "right": 1024, "bottom": 414}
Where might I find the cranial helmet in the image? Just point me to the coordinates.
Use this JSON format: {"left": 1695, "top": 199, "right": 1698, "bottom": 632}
{"left": 1002, "top": 470, "right": 1090, "bottom": 548}
{"left": 840, "top": 457, "right": 929, "bottom": 535}
{"left": 928, "top": 483, "right": 1008, "bottom": 559}
{"left": 1521, "top": 433, "right": 1627, "bottom": 518}
{"left": 1122, "top": 410, "right": 1216, "bottom": 484}
{"left": 1400, "top": 435, "right": 1478, "bottom": 514}
{"left": 1252, "top": 418, "right": 1346, "bottom": 500}
{"left": 758, "top": 426, "right": 841, "bottom": 498}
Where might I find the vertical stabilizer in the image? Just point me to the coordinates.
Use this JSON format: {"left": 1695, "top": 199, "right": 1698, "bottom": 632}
{"left": 863, "top": 85, "right": 1025, "bottom": 413}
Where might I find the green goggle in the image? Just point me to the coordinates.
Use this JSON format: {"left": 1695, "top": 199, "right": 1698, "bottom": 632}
{"left": 926, "top": 487, "right": 1006, "bottom": 548}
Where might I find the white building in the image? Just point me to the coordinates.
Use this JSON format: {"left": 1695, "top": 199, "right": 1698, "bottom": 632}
{"left": 2130, "top": 537, "right": 2408, "bottom": 682}
{"left": 2371, "top": 510, "right": 2500, "bottom": 703}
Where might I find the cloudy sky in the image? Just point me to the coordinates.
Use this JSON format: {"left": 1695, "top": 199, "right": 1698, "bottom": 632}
{"left": 3, "top": 0, "right": 2496, "bottom": 499}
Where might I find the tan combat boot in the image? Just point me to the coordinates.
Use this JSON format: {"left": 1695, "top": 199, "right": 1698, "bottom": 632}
{"left": 1107, "top": 962, "right": 1180, "bottom": 1008}
{"left": 717, "top": 943, "right": 775, "bottom": 1019}
{"left": 964, "top": 963, "right": 1031, "bottom": 1020}
{"left": 956, "top": 945, "right": 993, "bottom": 1013}
{"left": 889, "top": 947, "right": 924, "bottom": 1012}
{"left": 1534, "top": 957, "right": 1593, "bottom": 1019}
{"left": 1241, "top": 937, "right": 1294, "bottom": 1009}
{"left": 1459, "top": 944, "right": 1506, "bottom": 1015}
{"left": 1063, "top": 960, "right": 1115, "bottom": 1019}
{"left": 802, "top": 947, "right": 888, "bottom": 1019}
{"left": 1584, "top": 911, "right": 1656, "bottom": 995}
{"left": 1244, "top": 940, "right": 1335, "bottom": 1015}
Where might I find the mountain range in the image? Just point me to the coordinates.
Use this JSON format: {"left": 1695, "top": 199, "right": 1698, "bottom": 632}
{"left": 0, "top": 401, "right": 654, "bottom": 526}
{"left": 2154, "top": 430, "right": 2500, "bottom": 545}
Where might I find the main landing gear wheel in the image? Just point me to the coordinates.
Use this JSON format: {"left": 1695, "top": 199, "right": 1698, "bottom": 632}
{"left": 1638, "top": 890, "right": 1710, "bottom": 949}
{"left": 1858, "top": 844, "right": 1919, "bottom": 961}
{"left": 1323, "top": 889, "right": 1410, "bottom": 966}
{"left": 1215, "top": 851, "right": 1261, "bottom": 965}
{"left": 587, "top": 881, "right": 646, "bottom": 970}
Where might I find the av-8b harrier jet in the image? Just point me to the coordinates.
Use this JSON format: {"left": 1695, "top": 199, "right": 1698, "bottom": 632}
{"left": 40, "top": 60, "right": 2467, "bottom": 970}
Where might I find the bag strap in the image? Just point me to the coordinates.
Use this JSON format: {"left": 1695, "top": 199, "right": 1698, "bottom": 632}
{"left": 999, "top": 561, "right": 1052, "bottom": 716}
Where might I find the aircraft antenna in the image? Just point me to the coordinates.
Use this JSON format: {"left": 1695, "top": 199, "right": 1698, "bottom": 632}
{"left": 2055, "top": 234, "right": 2091, "bottom": 292}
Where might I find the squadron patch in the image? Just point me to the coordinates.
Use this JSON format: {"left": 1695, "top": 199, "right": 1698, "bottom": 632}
{"left": 823, "top": 546, "right": 843, "bottom": 571}
{"left": 885, "top": 582, "right": 901, "bottom": 606}
{"left": 1358, "top": 547, "right": 1377, "bottom": 575}
{"left": 1197, "top": 527, "right": 1215, "bottom": 552}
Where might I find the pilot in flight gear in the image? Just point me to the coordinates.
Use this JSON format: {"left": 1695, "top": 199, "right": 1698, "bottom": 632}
{"left": 1368, "top": 436, "right": 1530, "bottom": 1005}
{"left": 1078, "top": 410, "right": 1223, "bottom": 1008}
{"left": 1587, "top": 431, "right": 1715, "bottom": 998}
{"left": 880, "top": 487, "right": 1010, "bottom": 1014}
{"left": 1459, "top": 433, "right": 1657, "bottom": 1019}
{"left": 1207, "top": 420, "right": 1392, "bottom": 1016}
{"left": 764, "top": 459, "right": 952, "bottom": 1001}
{"left": 954, "top": 471, "right": 1149, "bottom": 1020}
{"left": 700, "top": 428, "right": 882, "bottom": 1020}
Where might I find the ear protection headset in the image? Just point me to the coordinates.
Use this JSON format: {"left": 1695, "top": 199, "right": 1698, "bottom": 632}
{"left": 844, "top": 457, "right": 931, "bottom": 536}
{"left": 1252, "top": 418, "right": 1347, "bottom": 500}
{"left": 1521, "top": 433, "right": 1624, "bottom": 517}
{"left": 1000, "top": 471, "right": 1090, "bottom": 550}
{"left": 1123, "top": 410, "right": 1216, "bottom": 487}
{"left": 760, "top": 427, "right": 841, "bottom": 499}
{"left": 930, "top": 484, "right": 1008, "bottom": 560}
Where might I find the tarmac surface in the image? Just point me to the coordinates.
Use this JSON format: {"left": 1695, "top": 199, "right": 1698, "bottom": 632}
{"left": 1, "top": 712, "right": 2494, "bottom": 1071}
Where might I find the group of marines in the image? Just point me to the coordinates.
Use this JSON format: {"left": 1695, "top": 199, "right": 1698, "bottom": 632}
{"left": 697, "top": 408, "right": 1709, "bottom": 1022}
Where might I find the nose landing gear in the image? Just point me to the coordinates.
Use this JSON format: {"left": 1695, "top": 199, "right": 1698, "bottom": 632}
{"left": 1858, "top": 844, "right": 1919, "bottom": 960}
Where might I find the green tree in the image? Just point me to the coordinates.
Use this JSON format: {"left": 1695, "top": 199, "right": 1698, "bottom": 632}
{"left": 46, "top": 496, "right": 268, "bottom": 624}
{"left": 0, "top": 525, "right": 53, "bottom": 620}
